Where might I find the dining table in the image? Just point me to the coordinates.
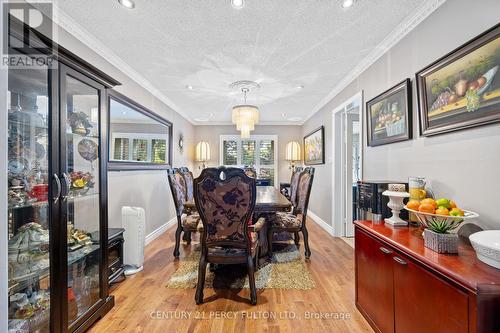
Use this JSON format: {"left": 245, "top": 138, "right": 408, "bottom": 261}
{"left": 183, "top": 185, "right": 291, "bottom": 213}
{"left": 184, "top": 186, "right": 292, "bottom": 258}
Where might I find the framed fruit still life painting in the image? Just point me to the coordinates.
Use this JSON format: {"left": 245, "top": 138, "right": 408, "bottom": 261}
{"left": 304, "top": 126, "right": 325, "bottom": 165}
{"left": 416, "top": 24, "right": 500, "bottom": 136}
{"left": 366, "top": 78, "right": 412, "bottom": 147}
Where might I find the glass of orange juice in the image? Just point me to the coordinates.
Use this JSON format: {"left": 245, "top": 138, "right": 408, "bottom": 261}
{"left": 408, "top": 177, "right": 427, "bottom": 222}
{"left": 408, "top": 177, "right": 427, "bottom": 201}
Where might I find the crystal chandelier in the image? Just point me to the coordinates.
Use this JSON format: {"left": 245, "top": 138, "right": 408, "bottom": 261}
{"left": 232, "top": 87, "right": 259, "bottom": 138}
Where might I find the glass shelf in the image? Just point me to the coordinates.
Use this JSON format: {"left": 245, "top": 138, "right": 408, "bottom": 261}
{"left": 67, "top": 191, "right": 99, "bottom": 201}
{"left": 8, "top": 200, "right": 49, "bottom": 211}
{"left": 66, "top": 132, "right": 99, "bottom": 139}
{"left": 8, "top": 243, "right": 100, "bottom": 296}
{"left": 8, "top": 192, "right": 99, "bottom": 211}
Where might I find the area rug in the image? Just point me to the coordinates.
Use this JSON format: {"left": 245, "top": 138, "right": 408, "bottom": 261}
{"left": 165, "top": 244, "right": 315, "bottom": 290}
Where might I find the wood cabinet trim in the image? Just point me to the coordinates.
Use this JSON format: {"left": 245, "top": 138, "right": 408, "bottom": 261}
{"left": 354, "top": 221, "right": 500, "bottom": 293}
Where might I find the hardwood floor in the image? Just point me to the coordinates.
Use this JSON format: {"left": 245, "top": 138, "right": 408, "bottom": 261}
{"left": 89, "top": 219, "right": 373, "bottom": 333}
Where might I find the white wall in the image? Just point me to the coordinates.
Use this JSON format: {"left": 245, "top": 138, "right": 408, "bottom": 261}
{"left": 302, "top": 0, "right": 500, "bottom": 230}
{"left": 193, "top": 125, "right": 303, "bottom": 184}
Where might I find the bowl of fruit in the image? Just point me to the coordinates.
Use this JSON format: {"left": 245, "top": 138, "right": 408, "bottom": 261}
{"left": 404, "top": 198, "right": 479, "bottom": 233}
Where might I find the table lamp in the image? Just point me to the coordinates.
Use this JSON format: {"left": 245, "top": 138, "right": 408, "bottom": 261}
{"left": 195, "top": 141, "right": 210, "bottom": 169}
{"left": 285, "top": 141, "right": 301, "bottom": 169}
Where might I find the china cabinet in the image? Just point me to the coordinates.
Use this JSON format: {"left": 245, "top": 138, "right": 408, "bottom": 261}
{"left": 7, "top": 17, "right": 119, "bottom": 333}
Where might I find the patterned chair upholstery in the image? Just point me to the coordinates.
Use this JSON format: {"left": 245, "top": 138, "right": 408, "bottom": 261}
{"left": 179, "top": 167, "right": 196, "bottom": 215}
{"left": 179, "top": 167, "right": 194, "bottom": 202}
{"left": 279, "top": 166, "right": 303, "bottom": 203}
{"left": 194, "top": 167, "right": 261, "bottom": 305}
{"left": 268, "top": 167, "right": 315, "bottom": 259}
{"left": 167, "top": 168, "right": 201, "bottom": 258}
{"left": 182, "top": 213, "right": 201, "bottom": 230}
{"left": 274, "top": 212, "right": 303, "bottom": 229}
{"left": 289, "top": 166, "right": 304, "bottom": 208}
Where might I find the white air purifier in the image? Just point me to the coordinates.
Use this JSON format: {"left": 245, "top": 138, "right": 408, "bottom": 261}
{"left": 122, "top": 206, "right": 145, "bottom": 275}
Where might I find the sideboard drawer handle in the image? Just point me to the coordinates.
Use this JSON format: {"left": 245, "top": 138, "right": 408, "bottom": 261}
{"left": 379, "top": 247, "right": 393, "bottom": 254}
{"left": 393, "top": 257, "right": 407, "bottom": 265}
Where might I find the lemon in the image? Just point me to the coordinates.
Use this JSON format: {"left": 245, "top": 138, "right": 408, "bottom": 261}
{"left": 73, "top": 179, "right": 87, "bottom": 188}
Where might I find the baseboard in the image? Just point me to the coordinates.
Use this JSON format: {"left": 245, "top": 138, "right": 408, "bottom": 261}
{"left": 308, "top": 211, "right": 336, "bottom": 237}
{"left": 145, "top": 217, "right": 177, "bottom": 246}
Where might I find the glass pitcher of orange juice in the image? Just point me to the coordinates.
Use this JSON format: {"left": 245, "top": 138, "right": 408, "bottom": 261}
{"left": 409, "top": 177, "right": 427, "bottom": 201}
{"left": 408, "top": 177, "right": 427, "bottom": 223}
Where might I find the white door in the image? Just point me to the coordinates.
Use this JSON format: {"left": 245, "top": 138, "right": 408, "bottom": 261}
{"left": 332, "top": 91, "right": 363, "bottom": 238}
{"left": 343, "top": 112, "right": 360, "bottom": 237}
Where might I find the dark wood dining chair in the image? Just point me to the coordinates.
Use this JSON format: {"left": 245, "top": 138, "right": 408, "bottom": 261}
{"left": 287, "top": 166, "right": 304, "bottom": 244}
{"left": 193, "top": 167, "right": 263, "bottom": 305}
{"left": 268, "top": 167, "right": 315, "bottom": 259}
{"left": 279, "top": 166, "right": 303, "bottom": 202}
{"left": 179, "top": 167, "right": 196, "bottom": 214}
{"left": 167, "top": 168, "right": 201, "bottom": 258}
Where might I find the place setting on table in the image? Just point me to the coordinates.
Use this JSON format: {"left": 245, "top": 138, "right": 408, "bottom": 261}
{"left": 165, "top": 165, "right": 316, "bottom": 304}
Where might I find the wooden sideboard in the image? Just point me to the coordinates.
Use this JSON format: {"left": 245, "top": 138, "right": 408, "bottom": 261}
{"left": 354, "top": 220, "right": 500, "bottom": 333}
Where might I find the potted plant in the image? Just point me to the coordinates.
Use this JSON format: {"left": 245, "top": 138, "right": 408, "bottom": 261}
{"left": 423, "top": 221, "right": 461, "bottom": 254}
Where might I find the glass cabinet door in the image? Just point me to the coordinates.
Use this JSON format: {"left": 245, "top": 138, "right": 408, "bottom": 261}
{"left": 60, "top": 68, "right": 104, "bottom": 328}
{"left": 7, "top": 66, "right": 52, "bottom": 332}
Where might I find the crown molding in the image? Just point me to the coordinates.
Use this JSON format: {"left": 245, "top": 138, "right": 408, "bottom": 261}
{"left": 302, "top": 0, "right": 447, "bottom": 125}
{"left": 51, "top": 7, "right": 195, "bottom": 125}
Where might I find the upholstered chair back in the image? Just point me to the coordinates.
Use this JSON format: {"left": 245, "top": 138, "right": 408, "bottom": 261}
{"left": 194, "top": 167, "right": 256, "bottom": 248}
{"left": 167, "top": 168, "right": 186, "bottom": 216}
{"left": 290, "top": 166, "right": 304, "bottom": 207}
{"left": 296, "top": 167, "right": 315, "bottom": 215}
{"left": 179, "top": 167, "right": 194, "bottom": 202}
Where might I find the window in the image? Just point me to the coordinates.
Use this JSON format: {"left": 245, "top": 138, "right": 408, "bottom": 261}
{"left": 108, "top": 91, "right": 172, "bottom": 170}
{"left": 220, "top": 135, "right": 278, "bottom": 186}
{"left": 111, "top": 133, "right": 167, "bottom": 164}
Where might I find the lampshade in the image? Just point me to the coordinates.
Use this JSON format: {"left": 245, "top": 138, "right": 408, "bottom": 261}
{"left": 285, "top": 141, "right": 301, "bottom": 161}
{"left": 195, "top": 141, "right": 210, "bottom": 162}
{"left": 232, "top": 104, "right": 259, "bottom": 138}
{"left": 232, "top": 105, "right": 259, "bottom": 124}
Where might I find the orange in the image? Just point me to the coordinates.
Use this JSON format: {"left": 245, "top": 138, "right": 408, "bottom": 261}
{"left": 449, "top": 200, "right": 457, "bottom": 209}
{"left": 406, "top": 200, "right": 420, "bottom": 211}
{"left": 435, "top": 207, "right": 450, "bottom": 216}
{"left": 420, "top": 198, "right": 437, "bottom": 209}
{"left": 418, "top": 203, "right": 436, "bottom": 214}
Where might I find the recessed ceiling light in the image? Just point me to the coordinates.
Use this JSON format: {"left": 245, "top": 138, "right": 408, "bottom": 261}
{"left": 231, "top": 0, "right": 245, "bottom": 9}
{"left": 209, "top": 112, "right": 215, "bottom": 118}
{"left": 296, "top": 85, "right": 304, "bottom": 89}
{"left": 122, "top": 111, "right": 127, "bottom": 115}
{"left": 281, "top": 112, "right": 287, "bottom": 118}
{"left": 118, "top": 0, "right": 135, "bottom": 9}
{"left": 341, "top": 0, "right": 355, "bottom": 8}
{"left": 194, "top": 117, "right": 209, "bottom": 122}
{"left": 186, "top": 85, "right": 193, "bottom": 90}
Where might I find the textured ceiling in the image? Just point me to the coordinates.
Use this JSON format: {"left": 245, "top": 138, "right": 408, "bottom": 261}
{"left": 56, "top": 0, "right": 426, "bottom": 124}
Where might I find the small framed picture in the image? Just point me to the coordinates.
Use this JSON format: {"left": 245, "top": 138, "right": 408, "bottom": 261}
{"left": 416, "top": 24, "right": 500, "bottom": 136}
{"left": 304, "top": 126, "right": 325, "bottom": 165}
{"left": 366, "top": 79, "right": 412, "bottom": 147}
